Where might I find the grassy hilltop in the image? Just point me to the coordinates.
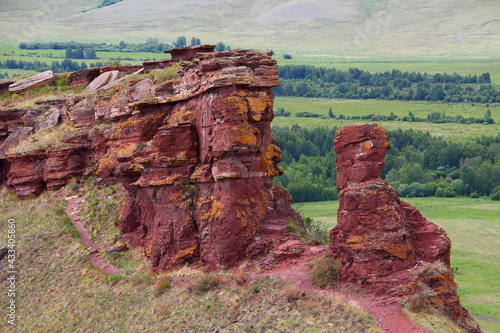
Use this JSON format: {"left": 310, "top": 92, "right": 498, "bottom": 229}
{"left": 0, "top": 0, "right": 499, "bottom": 57}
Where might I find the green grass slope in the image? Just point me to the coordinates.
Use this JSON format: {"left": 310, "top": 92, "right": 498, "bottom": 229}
{"left": 0, "top": 0, "right": 499, "bottom": 56}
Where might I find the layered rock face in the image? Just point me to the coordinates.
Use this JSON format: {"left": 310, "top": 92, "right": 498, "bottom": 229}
{"left": 330, "top": 124, "right": 481, "bottom": 332}
{"left": 0, "top": 46, "right": 300, "bottom": 271}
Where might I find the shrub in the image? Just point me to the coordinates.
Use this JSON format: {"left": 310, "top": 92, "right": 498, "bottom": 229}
{"left": 154, "top": 63, "right": 182, "bottom": 84}
{"left": 406, "top": 293, "right": 436, "bottom": 313}
{"left": 286, "top": 217, "right": 330, "bottom": 245}
{"left": 304, "top": 217, "right": 329, "bottom": 245}
{"left": 417, "top": 261, "right": 449, "bottom": 278}
{"left": 189, "top": 273, "right": 223, "bottom": 294}
{"left": 69, "top": 181, "right": 79, "bottom": 191}
{"left": 153, "top": 276, "right": 172, "bottom": 296}
{"left": 311, "top": 257, "right": 341, "bottom": 289}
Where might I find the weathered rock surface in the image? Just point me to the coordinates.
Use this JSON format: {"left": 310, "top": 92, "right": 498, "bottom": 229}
{"left": 8, "top": 70, "right": 56, "bottom": 94}
{"left": 0, "top": 47, "right": 302, "bottom": 271}
{"left": 0, "top": 126, "right": 33, "bottom": 159}
{"left": 84, "top": 70, "right": 120, "bottom": 92}
{"left": 329, "top": 124, "right": 481, "bottom": 333}
{"left": 0, "top": 109, "right": 28, "bottom": 141}
{"left": 66, "top": 66, "right": 143, "bottom": 87}
{"left": 165, "top": 44, "right": 216, "bottom": 61}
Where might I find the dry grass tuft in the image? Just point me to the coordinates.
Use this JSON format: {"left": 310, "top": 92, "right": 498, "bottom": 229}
{"left": 189, "top": 273, "right": 223, "bottom": 294}
{"left": 311, "top": 256, "right": 342, "bottom": 289}
{"left": 417, "top": 260, "right": 450, "bottom": 278}
{"left": 153, "top": 276, "right": 172, "bottom": 296}
{"left": 283, "top": 285, "right": 305, "bottom": 302}
{"left": 232, "top": 272, "right": 248, "bottom": 286}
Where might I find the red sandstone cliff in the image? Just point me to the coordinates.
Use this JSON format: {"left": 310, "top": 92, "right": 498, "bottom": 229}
{"left": 0, "top": 46, "right": 301, "bottom": 272}
{"left": 330, "top": 124, "right": 481, "bottom": 333}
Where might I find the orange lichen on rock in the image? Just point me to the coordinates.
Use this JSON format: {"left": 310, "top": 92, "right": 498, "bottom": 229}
{"left": 172, "top": 246, "right": 198, "bottom": 262}
{"left": 1, "top": 47, "right": 302, "bottom": 278}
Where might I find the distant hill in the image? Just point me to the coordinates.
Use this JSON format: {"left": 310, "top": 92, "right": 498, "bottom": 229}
{"left": 0, "top": 0, "right": 499, "bottom": 57}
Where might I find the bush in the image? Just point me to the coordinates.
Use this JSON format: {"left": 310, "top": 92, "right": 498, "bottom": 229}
{"left": 304, "top": 217, "right": 329, "bottom": 245}
{"left": 491, "top": 187, "right": 500, "bottom": 200}
{"left": 154, "top": 63, "right": 181, "bottom": 84}
{"left": 69, "top": 181, "right": 79, "bottom": 191}
{"left": 435, "top": 187, "right": 457, "bottom": 198}
{"left": 311, "top": 257, "right": 341, "bottom": 289}
{"left": 154, "top": 276, "right": 172, "bottom": 296}
{"left": 397, "top": 182, "right": 432, "bottom": 197}
{"left": 283, "top": 54, "right": 292, "bottom": 60}
{"left": 406, "top": 293, "right": 436, "bottom": 313}
{"left": 286, "top": 217, "right": 330, "bottom": 245}
{"left": 189, "top": 273, "right": 223, "bottom": 294}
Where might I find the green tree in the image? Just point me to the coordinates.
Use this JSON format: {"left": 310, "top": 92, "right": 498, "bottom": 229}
{"left": 431, "top": 84, "right": 445, "bottom": 101}
{"left": 328, "top": 108, "right": 334, "bottom": 118}
{"left": 190, "top": 37, "right": 201, "bottom": 46}
{"left": 173, "top": 36, "right": 187, "bottom": 48}
{"left": 479, "top": 72, "right": 491, "bottom": 83}
{"left": 84, "top": 49, "right": 97, "bottom": 59}
{"left": 72, "top": 48, "right": 85, "bottom": 59}
{"left": 215, "top": 42, "right": 226, "bottom": 51}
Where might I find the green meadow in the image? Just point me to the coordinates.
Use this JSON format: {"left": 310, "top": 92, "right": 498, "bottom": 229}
{"left": 294, "top": 197, "right": 500, "bottom": 332}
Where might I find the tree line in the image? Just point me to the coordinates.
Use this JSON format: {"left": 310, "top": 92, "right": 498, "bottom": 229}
{"left": 276, "top": 106, "right": 495, "bottom": 125}
{"left": 273, "top": 125, "right": 500, "bottom": 202}
{"left": 274, "top": 65, "right": 498, "bottom": 103}
{"left": 0, "top": 59, "right": 104, "bottom": 73}
{"left": 18, "top": 38, "right": 232, "bottom": 55}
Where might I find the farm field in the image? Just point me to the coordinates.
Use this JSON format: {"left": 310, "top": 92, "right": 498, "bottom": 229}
{"left": 273, "top": 97, "right": 500, "bottom": 141}
{"left": 293, "top": 197, "right": 500, "bottom": 332}
{"left": 276, "top": 56, "right": 500, "bottom": 84}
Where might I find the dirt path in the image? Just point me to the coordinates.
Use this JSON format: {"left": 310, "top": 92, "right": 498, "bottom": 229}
{"left": 64, "top": 195, "right": 120, "bottom": 275}
{"left": 255, "top": 263, "right": 431, "bottom": 333}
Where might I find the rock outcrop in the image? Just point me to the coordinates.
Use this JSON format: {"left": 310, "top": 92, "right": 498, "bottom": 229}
{"left": 329, "top": 124, "right": 481, "bottom": 333}
{"left": 0, "top": 46, "right": 301, "bottom": 272}
{"left": 0, "top": 47, "right": 481, "bottom": 331}
{"left": 8, "top": 70, "right": 56, "bottom": 94}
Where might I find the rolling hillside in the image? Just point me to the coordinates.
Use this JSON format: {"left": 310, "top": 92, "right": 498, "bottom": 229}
{"left": 0, "top": 0, "right": 499, "bottom": 56}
